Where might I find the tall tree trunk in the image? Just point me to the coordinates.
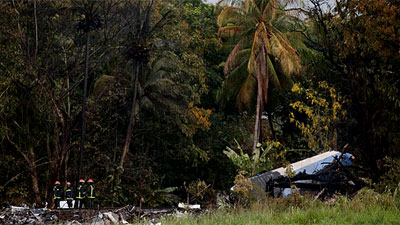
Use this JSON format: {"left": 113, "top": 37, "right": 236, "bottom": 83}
{"left": 5, "top": 134, "right": 42, "bottom": 204}
{"left": 46, "top": 134, "right": 52, "bottom": 205}
{"left": 31, "top": 167, "right": 41, "bottom": 204}
{"left": 116, "top": 61, "right": 140, "bottom": 186}
{"left": 64, "top": 150, "right": 69, "bottom": 182}
{"left": 253, "top": 89, "right": 263, "bottom": 149}
{"left": 253, "top": 46, "right": 267, "bottom": 150}
{"left": 29, "top": 147, "right": 41, "bottom": 204}
{"left": 47, "top": 143, "right": 59, "bottom": 206}
{"left": 78, "top": 31, "right": 90, "bottom": 180}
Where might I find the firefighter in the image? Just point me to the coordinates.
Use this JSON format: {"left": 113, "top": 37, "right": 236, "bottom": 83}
{"left": 75, "top": 179, "right": 85, "bottom": 209}
{"left": 53, "top": 181, "right": 61, "bottom": 209}
{"left": 65, "top": 181, "right": 73, "bottom": 208}
{"left": 87, "top": 178, "right": 96, "bottom": 208}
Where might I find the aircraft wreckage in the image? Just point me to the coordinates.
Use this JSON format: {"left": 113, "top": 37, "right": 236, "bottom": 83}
{"left": 247, "top": 151, "right": 365, "bottom": 199}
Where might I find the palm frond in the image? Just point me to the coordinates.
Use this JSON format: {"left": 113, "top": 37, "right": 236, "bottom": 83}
{"left": 277, "top": 67, "right": 293, "bottom": 88}
{"left": 147, "top": 78, "right": 178, "bottom": 97}
{"left": 248, "top": 24, "right": 270, "bottom": 75}
{"left": 236, "top": 74, "right": 256, "bottom": 112}
{"left": 92, "top": 75, "right": 116, "bottom": 99}
{"left": 263, "top": 0, "right": 277, "bottom": 20}
{"left": 284, "top": 32, "right": 308, "bottom": 51}
{"left": 215, "top": 0, "right": 245, "bottom": 16}
{"left": 217, "top": 6, "right": 245, "bottom": 27}
{"left": 225, "top": 49, "right": 251, "bottom": 75}
{"left": 217, "top": 59, "right": 249, "bottom": 105}
{"left": 267, "top": 55, "right": 281, "bottom": 91}
{"left": 140, "top": 95, "right": 156, "bottom": 112}
{"left": 143, "top": 53, "right": 180, "bottom": 87}
{"left": 218, "top": 26, "right": 244, "bottom": 38}
{"left": 152, "top": 56, "right": 178, "bottom": 73}
{"left": 245, "top": 0, "right": 261, "bottom": 15}
{"left": 144, "top": 70, "right": 167, "bottom": 87}
{"left": 224, "top": 39, "right": 247, "bottom": 74}
{"left": 270, "top": 28, "right": 301, "bottom": 76}
{"left": 148, "top": 92, "right": 187, "bottom": 117}
{"left": 218, "top": 0, "right": 244, "bottom": 7}
{"left": 259, "top": 22, "right": 271, "bottom": 52}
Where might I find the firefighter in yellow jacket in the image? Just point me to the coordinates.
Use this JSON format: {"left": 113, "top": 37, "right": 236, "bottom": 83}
{"left": 87, "top": 178, "right": 96, "bottom": 208}
{"left": 65, "top": 182, "right": 73, "bottom": 208}
{"left": 53, "top": 181, "right": 61, "bottom": 209}
{"left": 75, "top": 179, "right": 85, "bottom": 209}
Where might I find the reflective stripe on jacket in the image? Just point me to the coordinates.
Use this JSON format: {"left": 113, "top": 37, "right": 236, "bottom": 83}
{"left": 65, "top": 187, "right": 73, "bottom": 200}
{"left": 76, "top": 185, "right": 84, "bottom": 199}
{"left": 88, "top": 185, "right": 96, "bottom": 199}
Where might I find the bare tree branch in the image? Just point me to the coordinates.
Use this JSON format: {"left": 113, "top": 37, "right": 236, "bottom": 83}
{"left": 34, "top": 0, "right": 39, "bottom": 59}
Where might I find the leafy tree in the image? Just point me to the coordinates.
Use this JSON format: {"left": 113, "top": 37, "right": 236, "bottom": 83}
{"left": 0, "top": 0, "right": 58, "bottom": 205}
{"left": 84, "top": 0, "right": 216, "bottom": 205}
{"left": 0, "top": 0, "right": 140, "bottom": 205}
{"left": 289, "top": 81, "right": 348, "bottom": 152}
{"left": 305, "top": 0, "right": 400, "bottom": 182}
{"left": 216, "top": 0, "right": 301, "bottom": 149}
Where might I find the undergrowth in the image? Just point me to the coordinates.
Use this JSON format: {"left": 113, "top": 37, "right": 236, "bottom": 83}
{"left": 155, "top": 188, "right": 400, "bottom": 225}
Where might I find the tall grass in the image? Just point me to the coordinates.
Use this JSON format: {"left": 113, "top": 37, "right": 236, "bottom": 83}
{"left": 158, "top": 189, "right": 400, "bottom": 225}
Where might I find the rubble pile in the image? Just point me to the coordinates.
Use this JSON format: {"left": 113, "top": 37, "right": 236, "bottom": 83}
{"left": 0, "top": 206, "right": 58, "bottom": 225}
{"left": 0, "top": 204, "right": 202, "bottom": 224}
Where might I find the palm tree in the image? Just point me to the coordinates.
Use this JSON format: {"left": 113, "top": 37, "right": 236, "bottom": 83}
{"left": 217, "top": 0, "right": 301, "bottom": 149}
{"left": 75, "top": 0, "right": 103, "bottom": 181}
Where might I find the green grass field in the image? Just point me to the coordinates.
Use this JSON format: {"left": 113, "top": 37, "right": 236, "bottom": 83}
{"left": 158, "top": 189, "right": 400, "bottom": 225}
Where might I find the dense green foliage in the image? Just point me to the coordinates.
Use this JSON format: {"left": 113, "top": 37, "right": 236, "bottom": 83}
{"left": 0, "top": 0, "right": 399, "bottom": 209}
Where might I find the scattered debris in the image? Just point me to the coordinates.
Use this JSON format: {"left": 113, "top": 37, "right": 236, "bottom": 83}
{"left": 67, "top": 220, "right": 82, "bottom": 225}
{"left": 175, "top": 210, "right": 188, "bottom": 218}
{"left": 11, "top": 205, "right": 29, "bottom": 213}
{"left": 0, "top": 204, "right": 204, "bottom": 224}
{"left": 146, "top": 221, "right": 162, "bottom": 225}
{"left": 178, "top": 203, "right": 201, "bottom": 209}
{"left": 103, "top": 212, "right": 119, "bottom": 223}
{"left": 216, "top": 192, "right": 233, "bottom": 209}
{"left": 30, "top": 208, "right": 43, "bottom": 223}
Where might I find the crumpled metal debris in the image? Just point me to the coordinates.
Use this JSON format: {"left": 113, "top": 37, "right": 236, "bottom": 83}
{"left": 178, "top": 202, "right": 200, "bottom": 209}
{"left": 216, "top": 192, "right": 233, "bottom": 209}
{"left": 11, "top": 205, "right": 29, "bottom": 213}
{"left": 245, "top": 151, "right": 365, "bottom": 200}
{"left": 103, "top": 212, "right": 119, "bottom": 224}
{"left": 0, "top": 203, "right": 204, "bottom": 224}
{"left": 1, "top": 206, "right": 48, "bottom": 225}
